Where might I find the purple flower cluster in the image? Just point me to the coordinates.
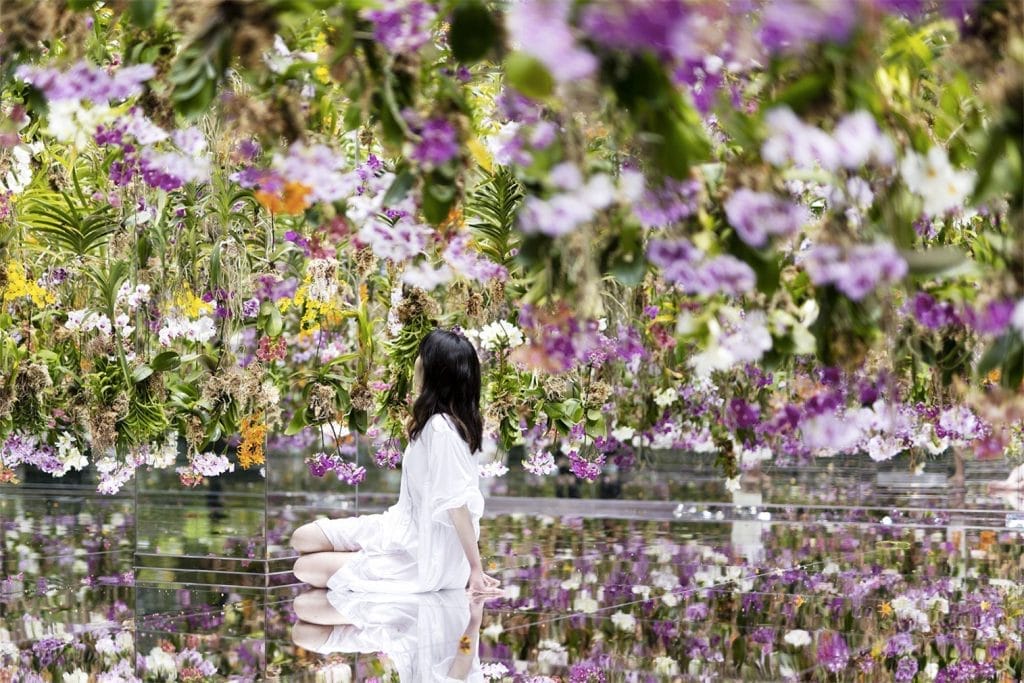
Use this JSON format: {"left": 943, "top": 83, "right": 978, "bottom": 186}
{"left": 516, "top": 304, "right": 618, "bottom": 372}
{"left": 911, "top": 292, "right": 961, "bottom": 329}
{"left": 357, "top": 215, "right": 432, "bottom": 263}
{"left": 306, "top": 451, "right": 367, "bottom": 485}
{"left": 803, "top": 242, "right": 907, "bottom": 301}
{"left": 567, "top": 662, "right": 606, "bottom": 683}
{"left": 910, "top": 294, "right": 1014, "bottom": 336}
{"left": 374, "top": 446, "right": 403, "bottom": 469}
{"left": 724, "top": 189, "right": 809, "bottom": 248}
{"left": 96, "top": 113, "right": 211, "bottom": 190}
{"left": 647, "top": 238, "right": 756, "bottom": 297}
{"left": 758, "top": 0, "right": 858, "bottom": 54}
{"left": 567, "top": 451, "right": 604, "bottom": 482}
{"left": 274, "top": 142, "right": 360, "bottom": 203}
{"left": 815, "top": 631, "right": 850, "bottom": 673}
{"left": 15, "top": 61, "right": 155, "bottom": 102}
{"left": 362, "top": 0, "right": 437, "bottom": 54}
{"left": 443, "top": 232, "right": 508, "bottom": 282}
{"left": 934, "top": 661, "right": 997, "bottom": 683}
{"left": 763, "top": 107, "right": 894, "bottom": 171}
{"left": 506, "top": 0, "right": 596, "bottom": 84}
{"left": 894, "top": 656, "right": 919, "bottom": 682}
{"left": 580, "top": 1, "right": 687, "bottom": 61}
{"left": 632, "top": 177, "right": 701, "bottom": 228}
{"left": 411, "top": 118, "right": 459, "bottom": 168}
{"left": 1, "top": 432, "right": 61, "bottom": 475}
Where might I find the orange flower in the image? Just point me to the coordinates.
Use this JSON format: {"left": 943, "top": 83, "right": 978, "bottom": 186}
{"left": 255, "top": 181, "right": 312, "bottom": 215}
{"left": 238, "top": 412, "right": 267, "bottom": 469}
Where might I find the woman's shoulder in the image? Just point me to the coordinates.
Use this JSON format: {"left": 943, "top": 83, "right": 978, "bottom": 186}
{"left": 426, "top": 412, "right": 458, "bottom": 434}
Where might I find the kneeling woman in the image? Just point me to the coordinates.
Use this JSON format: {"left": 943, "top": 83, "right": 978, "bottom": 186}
{"left": 289, "top": 328, "right": 501, "bottom": 596}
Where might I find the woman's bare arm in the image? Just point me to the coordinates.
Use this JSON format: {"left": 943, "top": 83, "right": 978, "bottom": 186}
{"left": 448, "top": 504, "right": 502, "bottom": 594}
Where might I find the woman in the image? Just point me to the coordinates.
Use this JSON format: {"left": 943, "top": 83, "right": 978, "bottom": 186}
{"left": 289, "top": 328, "right": 502, "bottom": 596}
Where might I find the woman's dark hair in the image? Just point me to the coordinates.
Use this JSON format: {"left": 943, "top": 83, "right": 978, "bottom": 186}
{"left": 407, "top": 329, "right": 483, "bottom": 453}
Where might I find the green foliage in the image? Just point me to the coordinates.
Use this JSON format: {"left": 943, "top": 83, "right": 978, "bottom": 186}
{"left": 21, "top": 190, "right": 117, "bottom": 257}
{"left": 467, "top": 167, "right": 524, "bottom": 265}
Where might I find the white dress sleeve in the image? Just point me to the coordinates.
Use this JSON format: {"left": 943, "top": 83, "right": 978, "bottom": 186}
{"left": 426, "top": 424, "right": 484, "bottom": 534}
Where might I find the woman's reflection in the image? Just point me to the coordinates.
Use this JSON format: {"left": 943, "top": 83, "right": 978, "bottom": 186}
{"left": 291, "top": 588, "right": 486, "bottom": 682}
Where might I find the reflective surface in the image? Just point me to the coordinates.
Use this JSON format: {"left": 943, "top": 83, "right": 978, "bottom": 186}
{"left": 2, "top": 451, "right": 1023, "bottom": 681}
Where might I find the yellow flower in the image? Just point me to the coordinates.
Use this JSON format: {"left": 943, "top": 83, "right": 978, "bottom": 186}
{"left": 879, "top": 602, "right": 893, "bottom": 616}
{"left": 174, "top": 285, "right": 213, "bottom": 318}
{"left": 314, "top": 65, "right": 330, "bottom": 84}
{"left": 980, "top": 600, "right": 991, "bottom": 612}
{"left": 458, "top": 635, "right": 472, "bottom": 654}
{"left": 2, "top": 260, "right": 56, "bottom": 307}
{"left": 794, "top": 595, "right": 805, "bottom": 607}
{"left": 237, "top": 412, "right": 267, "bottom": 469}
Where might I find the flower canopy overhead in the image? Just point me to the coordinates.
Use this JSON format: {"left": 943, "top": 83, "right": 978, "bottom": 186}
{"left": 0, "top": 0, "right": 1021, "bottom": 492}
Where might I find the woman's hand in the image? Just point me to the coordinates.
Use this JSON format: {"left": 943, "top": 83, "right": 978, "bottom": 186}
{"left": 467, "top": 566, "right": 502, "bottom": 596}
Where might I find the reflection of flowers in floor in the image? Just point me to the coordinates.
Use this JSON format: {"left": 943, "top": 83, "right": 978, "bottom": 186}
{"left": 2, "top": 509, "right": 1023, "bottom": 680}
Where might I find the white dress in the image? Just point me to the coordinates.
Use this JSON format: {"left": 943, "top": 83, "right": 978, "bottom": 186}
{"left": 314, "top": 413, "right": 485, "bottom": 593}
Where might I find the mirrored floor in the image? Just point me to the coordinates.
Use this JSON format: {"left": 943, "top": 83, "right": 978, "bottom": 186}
{"left": 2, "top": 462, "right": 1023, "bottom": 681}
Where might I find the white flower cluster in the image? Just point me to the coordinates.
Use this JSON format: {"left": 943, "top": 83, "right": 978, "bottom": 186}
{"left": 0, "top": 142, "right": 41, "bottom": 195}
{"left": 476, "top": 320, "right": 525, "bottom": 351}
{"left": 305, "top": 258, "right": 341, "bottom": 302}
{"left": 55, "top": 432, "right": 87, "bottom": 475}
{"left": 479, "top": 461, "right": 509, "bottom": 478}
{"left": 116, "top": 282, "right": 152, "bottom": 310}
{"left": 653, "top": 387, "right": 679, "bottom": 408}
{"left": 46, "top": 100, "right": 117, "bottom": 149}
{"left": 783, "top": 628, "right": 812, "bottom": 647}
{"left": 610, "top": 610, "right": 637, "bottom": 632}
{"left": 480, "top": 662, "right": 510, "bottom": 680}
{"left": 523, "top": 450, "right": 557, "bottom": 476}
{"left": 900, "top": 146, "right": 977, "bottom": 217}
{"left": 689, "top": 308, "right": 773, "bottom": 379}
{"left": 157, "top": 315, "right": 217, "bottom": 346}
{"left": 518, "top": 163, "right": 645, "bottom": 237}
{"left": 144, "top": 645, "right": 177, "bottom": 678}
{"left": 890, "top": 594, "right": 947, "bottom": 632}
{"left": 63, "top": 310, "right": 131, "bottom": 337}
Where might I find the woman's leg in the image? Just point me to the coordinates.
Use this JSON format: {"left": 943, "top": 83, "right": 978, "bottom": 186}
{"left": 293, "top": 551, "right": 357, "bottom": 587}
{"left": 291, "top": 621, "right": 333, "bottom": 652}
{"left": 289, "top": 521, "right": 343, "bottom": 554}
{"left": 293, "top": 588, "right": 353, "bottom": 625}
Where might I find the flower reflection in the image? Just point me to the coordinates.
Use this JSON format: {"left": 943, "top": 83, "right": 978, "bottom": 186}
{"left": 291, "top": 588, "right": 485, "bottom": 681}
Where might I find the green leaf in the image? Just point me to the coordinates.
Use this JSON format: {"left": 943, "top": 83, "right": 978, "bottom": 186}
{"left": 769, "top": 73, "right": 830, "bottom": 113}
{"left": 504, "top": 52, "right": 554, "bottom": 100}
{"left": 901, "top": 247, "right": 967, "bottom": 276}
{"left": 151, "top": 351, "right": 181, "bottom": 372}
{"left": 284, "top": 407, "right": 307, "bottom": 436}
{"left": 127, "top": 0, "right": 159, "bottom": 28}
{"left": 383, "top": 170, "right": 416, "bottom": 206}
{"left": 265, "top": 306, "right": 284, "bottom": 338}
{"left": 1000, "top": 338, "right": 1024, "bottom": 390}
{"left": 449, "top": 0, "right": 497, "bottom": 64}
{"left": 209, "top": 240, "right": 222, "bottom": 283}
{"left": 348, "top": 407, "right": 368, "bottom": 434}
{"left": 132, "top": 365, "right": 154, "bottom": 383}
{"left": 423, "top": 177, "right": 457, "bottom": 225}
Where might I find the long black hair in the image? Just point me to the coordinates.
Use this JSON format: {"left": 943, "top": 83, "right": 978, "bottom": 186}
{"left": 407, "top": 329, "right": 483, "bottom": 453}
